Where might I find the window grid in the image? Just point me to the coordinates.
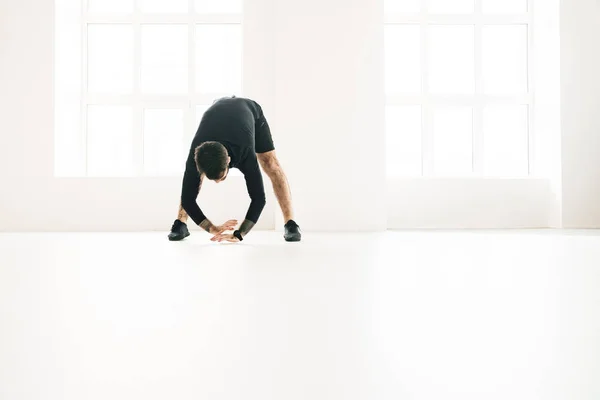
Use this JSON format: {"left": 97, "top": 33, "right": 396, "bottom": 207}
{"left": 80, "top": 0, "right": 243, "bottom": 176}
{"left": 385, "top": 0, "right": 533, "bottom": 177}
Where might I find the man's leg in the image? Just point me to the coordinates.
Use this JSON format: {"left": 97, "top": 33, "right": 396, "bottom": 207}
{"left": 253, "top": 102, "right": 300, "bottom": 241}
{"left": 177, "top": 204, "right": 189, "bottom": 224}
{"left": 257, "top": 150, "right": 294, "bottom": 223}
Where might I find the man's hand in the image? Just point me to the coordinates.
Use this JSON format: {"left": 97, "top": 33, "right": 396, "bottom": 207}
{"left": 209, "top": 219, "right": 238, "bottom": 235}
{"left": 210, "top": 233, "right": 241, "bottom": 243}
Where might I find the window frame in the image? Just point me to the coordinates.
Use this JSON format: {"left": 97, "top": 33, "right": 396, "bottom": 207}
{"left": 385, "top": 0, "right": 534, "bottom": 177}
{"left": 80, "top": 0, "right": 243, "bottom": 176}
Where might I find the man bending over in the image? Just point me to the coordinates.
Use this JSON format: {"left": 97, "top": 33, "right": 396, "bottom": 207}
{"left": 168, "top": 96, "right": 301, "bottom": 243}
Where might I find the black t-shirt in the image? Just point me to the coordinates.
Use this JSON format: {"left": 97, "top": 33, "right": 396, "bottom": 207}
{"left": 180, "top": 97, "right": 266, "bottom": 226}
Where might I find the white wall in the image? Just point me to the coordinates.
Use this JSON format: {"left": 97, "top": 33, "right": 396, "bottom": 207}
{"left": 388, "top": 178, "right": 554, "bottom": 229}
{"left": 0, "top": 0, "right": 591, "bottom": 232}
{"left": 0, "top": 0, "right": 54, "bottom": 179}
{"left": 270, "top": 0, "right": 386, "bottom": 231}
{"left": 533, "top": 0, "right": 562, "bottom": 228}
{"left": 560, "top": 0, "right": 600, "bottom": 228}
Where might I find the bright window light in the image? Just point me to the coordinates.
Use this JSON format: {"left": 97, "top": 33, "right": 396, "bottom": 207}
{"left": 87, "top": 0, "right": 133, "bottom": 14}
{"left": 432, "top": 107, "right": 474, "bottom": 176}
{"left": 139, "top": 0, "right": 188, "bottom": 13}
{"left": 386, "top": 106, "right": 423, "bottom": 176}
{"left": 87, "top": 105, "right": 135, "bottom": 177}
{"left": 384, "top": 0, "right": 420, "bottom": 14}
{"left": 55, "top": 0, "right": 243, "bottom": 177}
{"left": 482, "top": 0, "right": 528, "bottom": 14}
{"left": 141, "top": 25, "right": 188, "bottom": 94}
{"left": 482, "top": 25, "right": 528, "bottom": 95}
{"left": 195, "top": 0, "right": 242, "bottom": 14}
{"left": 195, "top": 24, "right": 242, "bottom": 94}
{"left": 385, "top": 0, "right": 532, "bottom": 177}
{"left": 483, "top": 106, "right": 529, "bottom": 176}
{"left": 143, "top": 109, "right": 186, "bottom": 176}
{"left": 88, "top": 25, "right": 134, "bottom": 94}
{"left": 385, "top": 25, "right": 421, "bottom": 94}
{"left": 429, "top": 25, "right": 475, "bottom": 95}
{"left": 428, "top": 0, "right": 474, "bottom": 14}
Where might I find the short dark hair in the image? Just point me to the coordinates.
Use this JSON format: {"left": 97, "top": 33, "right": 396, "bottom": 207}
{"left": 194, "top": 141, "right": 229, "bottom": 180}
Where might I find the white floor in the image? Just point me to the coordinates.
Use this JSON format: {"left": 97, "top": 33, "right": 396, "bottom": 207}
{"left": 1, "top": 230, "right": 599, "bottom": 400}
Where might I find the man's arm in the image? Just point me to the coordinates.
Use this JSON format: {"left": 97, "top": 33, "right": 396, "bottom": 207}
{"left": 180, "top": 161, "right": 215, "bottom": 233}
{"left": 237, "top": 152, "right": 266, "bottom": 238}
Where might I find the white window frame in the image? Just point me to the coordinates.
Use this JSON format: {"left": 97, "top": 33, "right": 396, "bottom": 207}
{"left": 385, "top": 0, "right": 534, "bottom": 177}
{"left": 80, "top": 0, "right": 243, "bottom": 176}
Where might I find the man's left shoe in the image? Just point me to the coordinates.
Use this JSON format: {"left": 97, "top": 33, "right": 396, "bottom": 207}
{"left": 284, "top": 220, "right": 301, "bottom": 242}
{"left": 168, "top": 220, "right": 190, "bottom": 241}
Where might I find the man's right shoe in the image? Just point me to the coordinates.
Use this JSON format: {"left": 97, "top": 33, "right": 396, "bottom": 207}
{"left": 284, "top": 220, "right": 302, "bottom": 242}
{"left": 168, "top": 220, "right": 190, "bottom": 241}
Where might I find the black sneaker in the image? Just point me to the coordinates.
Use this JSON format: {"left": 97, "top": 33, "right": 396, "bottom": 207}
{"left": 284, "top": 220, "right": 301, "bottom": 242}
{"left": 168, "top": 220, "right": 190, "bottom": 241}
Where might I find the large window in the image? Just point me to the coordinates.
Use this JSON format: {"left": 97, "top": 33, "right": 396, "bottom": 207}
{"left": 55, "top": 0, "right": 242, "bottom": 177}
{"left": 385, "top": 0, "right": 532, "bottom": 177}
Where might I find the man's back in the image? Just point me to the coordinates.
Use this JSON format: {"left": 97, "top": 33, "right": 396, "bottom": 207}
{"left": 194, "top": 97, "right": 262, "bottom": 149}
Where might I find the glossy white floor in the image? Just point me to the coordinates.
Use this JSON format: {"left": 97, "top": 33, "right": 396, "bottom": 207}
{"left": 1, "top": 230, "right": 599, "bottom": 400}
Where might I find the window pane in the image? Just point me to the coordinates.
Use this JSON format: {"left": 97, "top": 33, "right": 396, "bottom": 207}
{"left": 482, "top": 25, "right": 527, "bottom": 95}
{"left": 195, "top": 0, "right": 241, "bottom": 14}
{"left": 483, "top": 106, "right": 528, "bottom": 176}
{"left": 429, "top": 0, "right": 474, "bottom": 13}
{"left": 88, "top": 0, "right": 133, "bottom": 14}
{"left": 429, "top": 26, "right": 474, "bottom": 94}
{"left": 141, "top": 25, "right": 188, "bottom": 94}
{"left": 385, "top": 0, "right": 420, "bottom": 14}
{"left": 144, "top": 109, "right": 186, "bottom": 176}
{"left": 196, "top": 25, "right": 242, "bottom": 94}
{"left": 385, "top": 25, "right": 421, "bottom": 94}
{"left": 139, "top": 0, "right": 188, "bottom": 13}
{"left": 433, "top": 107, "right": 473, "bottom": 175}
{"left": 88, "top": 25, "right": 134, "bottom": 94}
{"left": 386, "top": 106, "right": 422, "bottom": 176}
{"left": 87, "top": 106, "right": 134, "bottom": 177}
{"left": 482, "top": 0, "right": 527, "bottom": 14}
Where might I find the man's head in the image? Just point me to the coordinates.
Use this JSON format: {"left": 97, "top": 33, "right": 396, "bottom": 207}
{"left": 194, "top": 141, "right": 231, "bottom": 182}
